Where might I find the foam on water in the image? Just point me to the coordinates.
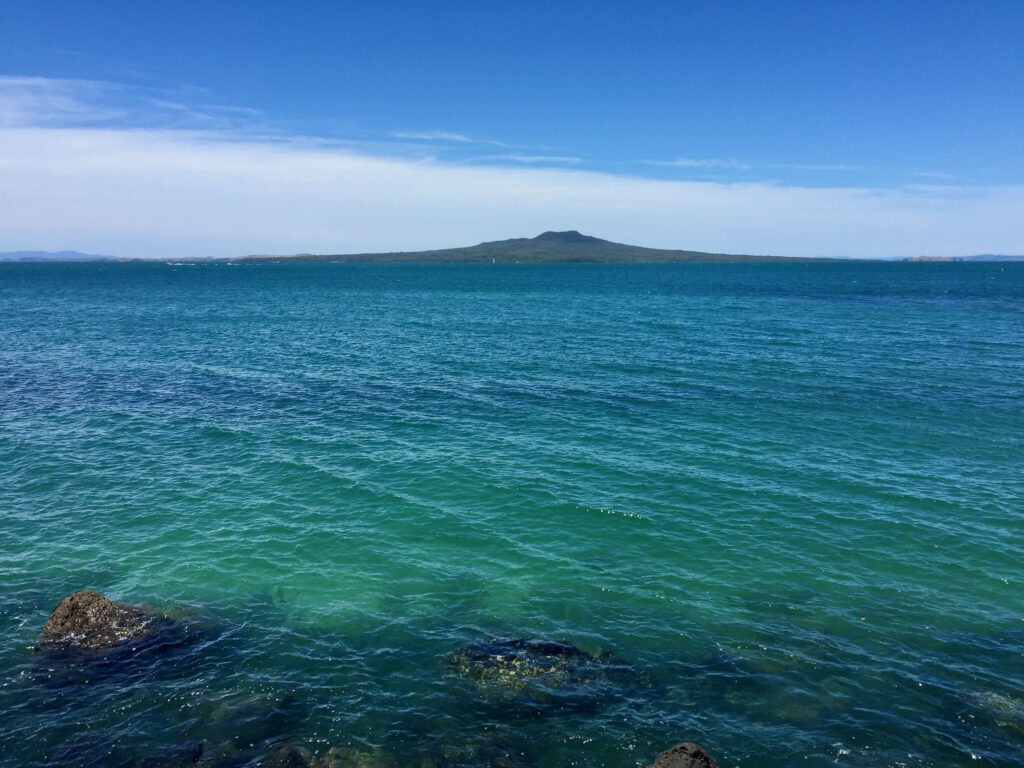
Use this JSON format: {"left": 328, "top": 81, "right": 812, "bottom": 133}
{"left": 1, "top": 262, "right": 1022, "bottom": 767}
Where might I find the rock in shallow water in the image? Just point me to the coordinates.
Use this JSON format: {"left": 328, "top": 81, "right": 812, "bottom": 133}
{"left": 39, "top": 590, "right": 166, "bottom": 652}
{"left": 448, "top": 637, "right": 646, "bottom": 711}
{"left": 450, "top": 638, "right": 592, "bottom": 682}
{"left": 646, "top": 742, "right": 720, "bottom": 768}
{"left": 263, "top": 744, "right": 317, "bottom": 768}
{"left": 262, "top": 744, "right": 396, "bottom": 768}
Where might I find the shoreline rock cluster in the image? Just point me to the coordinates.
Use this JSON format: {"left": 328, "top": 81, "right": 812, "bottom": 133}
{"left": 35, "top": 590, "right": 720, "bottom": 768}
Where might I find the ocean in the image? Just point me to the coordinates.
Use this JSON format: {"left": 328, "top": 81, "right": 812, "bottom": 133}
{"left": 0, "top": 261, "right": 1021, "bottom": 767}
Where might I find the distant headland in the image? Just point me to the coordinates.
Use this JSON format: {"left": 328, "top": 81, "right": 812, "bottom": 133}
{"left": 0, "top": 250, "right": 117, "bottom": 262}
{"left": 903, "top": 253, "right": 1024, "bottom": 262}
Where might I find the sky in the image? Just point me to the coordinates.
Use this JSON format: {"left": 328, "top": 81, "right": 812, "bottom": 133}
{"left": 1, "top": 0, "right": 1022, "bottom": 259}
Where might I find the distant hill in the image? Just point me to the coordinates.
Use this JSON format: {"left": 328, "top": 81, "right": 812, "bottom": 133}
{"left": 237, "top": 231, "right": 840, "bottom": 263}
{"left": 0, "top": 250, "right": 116, "bottom": 262}
{"left": 961, "top": 254, "right": 1024, "bottom": 262}
{"left": 904, "top": 254, "right": 1024, "bottom": 262}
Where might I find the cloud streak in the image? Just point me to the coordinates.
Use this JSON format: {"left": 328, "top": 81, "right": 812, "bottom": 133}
{"left": 649, "top": 157, "right": 754, "bottom": 170}
{"left": 1, "top": 77, "right": 1022, "bottom": 260}
{"left": 468, "top": 154, "right": 583, "bottom": 165}
{"left": 648, "top": 157, "right": 864, "bottom": 173}
{"left": 389, "top": 130, "right": 508, "bottom": 147}
{"left": 0, "top": 75, "right": 269, "bottom": 133}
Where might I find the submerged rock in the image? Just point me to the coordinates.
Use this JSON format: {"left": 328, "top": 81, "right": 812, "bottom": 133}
{"left": 136, "top": 740, "right": 218, "bottom": 767}
{"left": 970, "top": 691, "right": 1024, "bottom": 735}
{"left": 262, "top": 744, "right": 396, "bottom": 768}
{"left": 448, "top": 637, "right": 645, "bottom": 710}
{"left": 263, "top": 744, "right": 317, "bottom": 768}
{"left": 423, "top": 734, "right": 533, "bottom": 768}
{"left": 203, "top": 691, "right": 308, "bottom": 750}
{"left": 450, "top": 638, "right": 591, "bottom": 682}
{"left": 319, "top": 747, "right": 397, "bottom": 768}
{"left": 39, "top": 590, "right": 166, "bottom": 652}
{"left": 645, "top": 742, "right": 720, "bottom": 768}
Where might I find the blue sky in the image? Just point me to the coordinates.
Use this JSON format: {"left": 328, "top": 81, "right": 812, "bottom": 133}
{"left": 1, "top": 1, "right": 1022, "bottom": 258}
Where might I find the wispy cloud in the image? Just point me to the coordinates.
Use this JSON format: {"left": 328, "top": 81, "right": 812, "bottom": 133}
{"left": 0, "top": 75, "right": 268, "bottom": 133}
{"left": 648, "top": 157, "right": 754, "bottom": 169}
{"left": 1, "top": 77, "right": 1021, "bottom": 260}
{"left": 389, "top": 129, "right": 508, "bottom": 146}
{"left": 647, "top": 156, "right": 971, "bottom": 182}
{"left": 648, "top": 157, "right": 865, "bottom": 173}
{"left": 908, "top": 170, "right": 961, "bottom": 181}
{"left": 0, "top": 76, "right": 127, "bottom": 127}
{"left": 791, "top": 163, "right": 864, "bottom": 172}
{"left": 470, "top": 154, "right": 583, "bottom": 165}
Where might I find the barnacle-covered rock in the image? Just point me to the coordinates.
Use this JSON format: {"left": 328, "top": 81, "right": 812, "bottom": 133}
{"left": 39, "top": 590, "right": 166, "bottom": 652}
{"left": 645, "top": 742, "right": 720, "bottom": 768}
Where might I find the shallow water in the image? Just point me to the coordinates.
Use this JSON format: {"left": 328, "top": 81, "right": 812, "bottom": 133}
{"left": 1, "top": 261, "right": 1022, "bottom": 767}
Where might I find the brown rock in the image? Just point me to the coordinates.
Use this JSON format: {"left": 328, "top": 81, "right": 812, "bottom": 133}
{"left": 40, "top": 589, "right": 163, "bottom": 651}
{"left": 648, "top": 742, "right": 720, "bottom": 768}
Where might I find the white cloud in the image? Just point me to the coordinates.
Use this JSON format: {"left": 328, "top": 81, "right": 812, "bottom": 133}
{"left": 1, "top": 77, "right": 1022, "bottom": 259}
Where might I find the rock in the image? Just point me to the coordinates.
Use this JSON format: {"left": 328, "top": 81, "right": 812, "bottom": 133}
{"left": 39, "top": 590, "right": 165, "bottom": 652}
{"left": 201, "top": 691, "right": 307, "bottom": 751}
{"left": 136, "top": 740, "right": 215, "bottom": 767}
{"left": 319, "top": 747, "right": 397, "bottom": 768}
{"left": 448, "top": 637, "right": 645, "bottom": 711}
{"left": 449, "top": 638, "right": 592, "bottom": 683}
{"left": 646, "top": 742, "right": 720, "bottom": 768}
{"left": 425, "top": 736, "right": 533, "bottom": 768}
{"left": 262, "top": 744, "right": 316, "bottom": 768}
{"left": 970, "top": 691, "right": 1024, "bottom": 735}
{"left": 261, "top": 745, "right": 396, "bottom": 768}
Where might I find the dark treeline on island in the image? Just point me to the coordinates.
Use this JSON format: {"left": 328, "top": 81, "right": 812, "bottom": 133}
{"left": 237, "top": 231, "right": 837, "bottom": 264}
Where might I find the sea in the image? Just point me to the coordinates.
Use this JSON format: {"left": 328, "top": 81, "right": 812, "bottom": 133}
{"left": 0, "top": 261, "right": 1021, "bottom": 768}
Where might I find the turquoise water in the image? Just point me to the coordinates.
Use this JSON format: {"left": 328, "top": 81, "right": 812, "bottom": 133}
{"left": 1, "top": 262, "right": 1022, "bottom": 767}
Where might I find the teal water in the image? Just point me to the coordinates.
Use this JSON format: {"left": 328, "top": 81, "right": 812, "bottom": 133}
{"left": 1, "top": 262, "right": 1022, "bottom": 767}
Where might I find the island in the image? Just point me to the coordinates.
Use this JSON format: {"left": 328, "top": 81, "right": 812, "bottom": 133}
{"left": 235, "top": 230, "right": 840, "bottom": 264}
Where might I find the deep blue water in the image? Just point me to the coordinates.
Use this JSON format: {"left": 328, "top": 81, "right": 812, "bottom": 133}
{"left": 1, "top": 261, "right": 1022, "bottom": 767}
